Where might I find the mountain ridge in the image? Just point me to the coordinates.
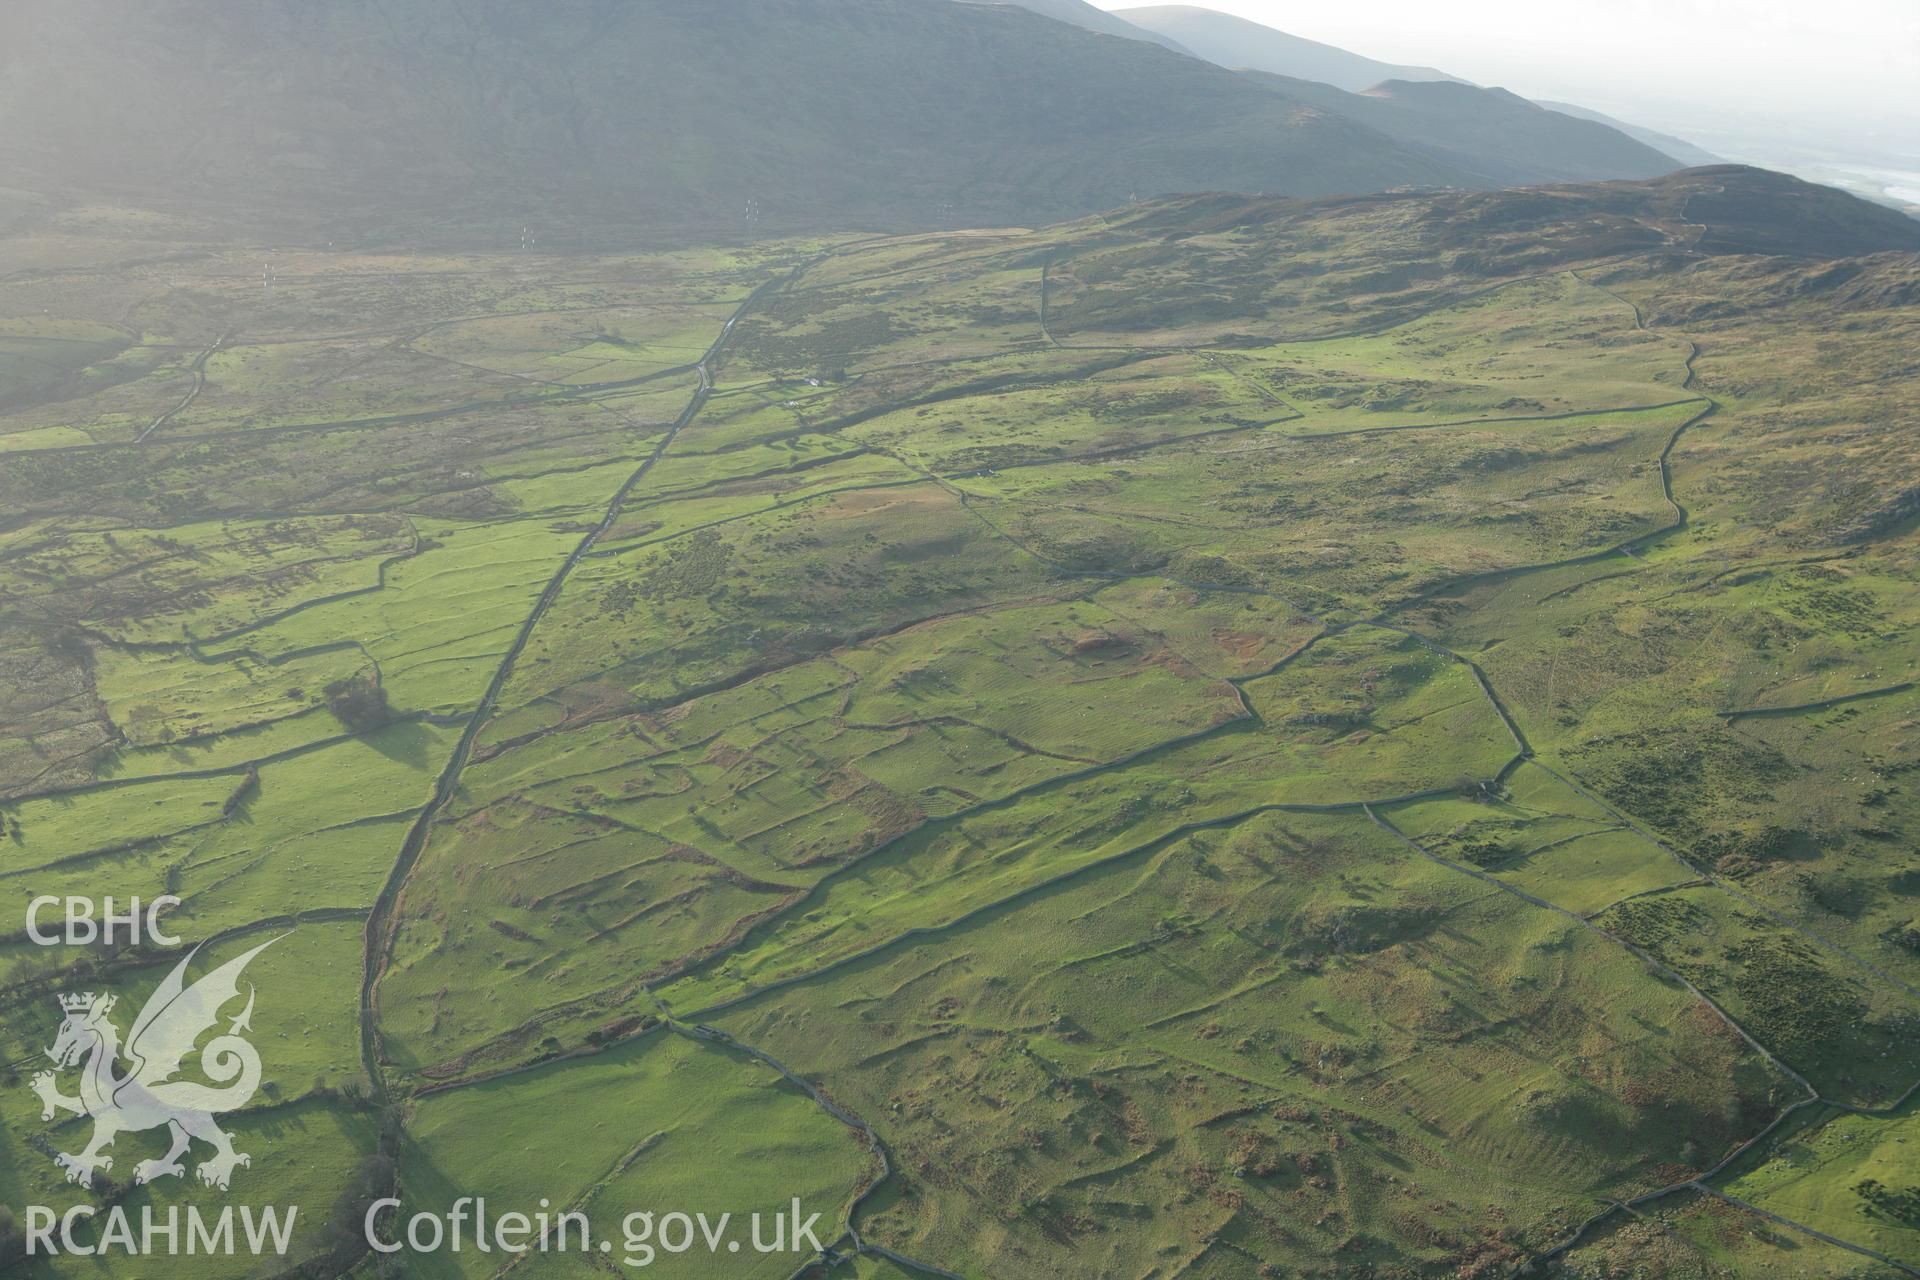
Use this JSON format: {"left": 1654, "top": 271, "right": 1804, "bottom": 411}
{"left": 1536, "top": 100, "right": 1723, "bottom": 168}
{"left": 1263, "top": 77, "right": 1680, "bottom": 188}
{"left": 1115, "top": 5, "right": 1725, "bottom": 179}
{"left": 0, "top": 0, "right": 1680, "bottom": 242}
{"left": 957, "top": 0, "right": 1196, "bottom": 54}
{"left": 1117, "top": 4, "right": 1461, "bottom": 90}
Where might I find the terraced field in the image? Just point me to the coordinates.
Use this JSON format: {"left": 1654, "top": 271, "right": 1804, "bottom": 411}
{"left": 2, "top": 170, "right": 1918, "bottom": 1278}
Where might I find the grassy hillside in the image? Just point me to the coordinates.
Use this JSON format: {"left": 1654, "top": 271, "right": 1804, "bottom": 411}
{"left": 0, "top": 0, "right": 1670, "bottom": 241}
{"left": 2, "top": 167, "right": 1918, "bottom": 1277}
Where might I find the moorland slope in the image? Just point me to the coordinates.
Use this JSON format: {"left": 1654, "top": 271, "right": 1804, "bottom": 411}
{"left": 3, "top": 166, "right": 1919, "bottom": 1278}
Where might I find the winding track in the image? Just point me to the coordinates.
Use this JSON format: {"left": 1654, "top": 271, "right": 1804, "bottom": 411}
{"left": 356, "top": 265, "right": 802, "bottom": 1095}
{"left": 135, "top": 329, "right": 227, "bottom": 443}
{"left": 338, "top": 251, "right": 972, "bottom": 1280}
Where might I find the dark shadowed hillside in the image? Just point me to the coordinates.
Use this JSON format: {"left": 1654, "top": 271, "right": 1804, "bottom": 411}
{"left": 1101, "top": 167, "right": 1920, "bottom": 284}
{"left": 1041, "top": 166, "right": 1920, "bottom": 341}
{"left": 0, "top": 0, "right": 1676, "bottom": 241}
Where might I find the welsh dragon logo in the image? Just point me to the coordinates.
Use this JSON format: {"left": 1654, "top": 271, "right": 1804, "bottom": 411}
{"left": 30, "top": 938, "right": 278, "bottom": 1190}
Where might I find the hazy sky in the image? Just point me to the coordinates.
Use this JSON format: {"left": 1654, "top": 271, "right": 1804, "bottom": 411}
{"left": 1094, "top": 0, "right": 1919, "bottom": 168}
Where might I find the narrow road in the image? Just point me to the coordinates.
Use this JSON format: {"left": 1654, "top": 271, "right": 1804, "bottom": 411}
{"left": 357, "top": 265, "right": 802, "bottom": 1096}
{"left": 135, "top": 329, "right": 227, "bottom": 442}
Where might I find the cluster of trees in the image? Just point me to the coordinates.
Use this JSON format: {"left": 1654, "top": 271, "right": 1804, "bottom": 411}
{"left": 324, "top": 675, "right": 392, "bottom": 734}
{"left": 1854, "top": 1177, "right": 1920, "bottom": 1225}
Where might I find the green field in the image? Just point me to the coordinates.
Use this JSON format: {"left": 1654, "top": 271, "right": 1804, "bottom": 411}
{"left": 2, "top": 175, "right": 1917, "bottom": 1278}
